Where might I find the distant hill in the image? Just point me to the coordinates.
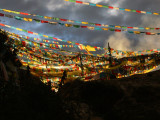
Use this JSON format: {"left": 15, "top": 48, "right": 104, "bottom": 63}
{"left": 59, "top": 69, "right": 160, "bottom": 120}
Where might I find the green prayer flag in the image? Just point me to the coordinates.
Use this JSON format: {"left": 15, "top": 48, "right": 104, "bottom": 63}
{"left": 103, "top": 5, "right": 109, "bottom": 8}
{"left": 73, "top": 25, "right": 80, "bottom": 28}
{"left": 131, "top": 10, "right": 136, "bottom": 12}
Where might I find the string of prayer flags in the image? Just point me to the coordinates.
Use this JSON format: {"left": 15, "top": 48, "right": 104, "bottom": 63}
{"left": 16, "top": 40, "right": 160, "bottom": 81}
{"left": 10, "top": 32, "right": 109, "bottom": 59}
{"left": 1, "top": 13, "right": 160, "bottom": 35}
{"left": 10, "top": 33, "right": 105, "bottom": 57}
{"left": 1, "top": 8, "right": 160, "bottom": 31}
{"left": 9, "top": 31, "right": 160, "bottom": 58}
{"left": 65, "top": 0, "right": 160, "bottom": 16}
{"left": 10, "top": 32, "right": 160, "bottom": 59}
{"left": 0, "top": 23, "right": 108, "bottom": 51}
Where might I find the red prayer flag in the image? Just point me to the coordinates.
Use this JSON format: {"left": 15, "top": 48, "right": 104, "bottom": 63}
{"left": 127, "top": 27, "right": 133, "bottom": 29}
{"left": 146, "top": 32, "right": 151, "bottom": 35}
{"left": 0, "top": 13, "right": 4, "bottom": 16}
{"left": 44, "top": 49, "right": 48, "bottom": 51}
{"left": 0, "top": 23, "right": 5, "bottom": 26}
{"left": 22, "top": 41, "right": 26, "bottom": 47}
{"left": 55, "top": 44, "right": 58, "bottom": 48}
{"left": 109, "top": 6, "right": 113, "bottom": 9}
{"left": 76, "top": 1, "right": 83, "bottom": 3}
{"left": 27, "top": 36, "right": 29, "bottom": 39}
{"left": 115, "top": 29, "right": 121, "bottom": 32}
{"left": 28, "top": 31, "right": 33, "bottom": 34}
{"left": 40, "top": 43, "right": 43, "bottom": 46}
{"left": 41, "top": 20, "right": 48, "bottom": 23}
{"left": 136, "top": 10, "right": 141, "bottom": 13}
{"left": 20, "top": 12, "right": 29, "bottom": 15}
{"left": 95, "top": 24, "right": 101, "bottom": 26}
{"left": 60, "top": 19, "right": 67, "bottom": 21}
{"left": 47, "top": 68, "right": 51, "bottom": 72}
{"left": 81, "top": 26, "right": 87, "bottom": 28}
{"left": 111, "top": 48, "right": 114, "bottom": 50}
{"left": 53, "top": 37, "right": 58, "bottom": 40}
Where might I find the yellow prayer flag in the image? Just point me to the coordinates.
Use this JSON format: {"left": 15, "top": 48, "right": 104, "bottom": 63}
{"left": 12, "top": 11, "right": 19, "bottom": 14}
{"left": 65, "top": 24, "right": 72, "bottom": 27}
{"left": 115, "top": 26, "right": 121, "bottom": 28}
{"left": 125, "top": 9, "right": 131, "bottom": 11}
{"left": 43, "top": 35, "right": 48, "bottom": 38}
{"left": 123, "top": 51, "right": 127, "bottom": 54}
{"left": 96, "top": 4, "right": 103, "bottom": 7}
{"left": 134, "top": 31, "right": 140, "bottom": 34}
{"left": 145, "top": 27, "right": 150, "bottom": 30}
{"left": 85, "top": 45, "right": 96, "bottom": 51}
{"left": 82, "top": 22, "right": 88, "bottom": 24}
{"left": 3, "top": 9, "right": 12, "bottom": 12}
{"left": 44, "top": 16, "right": 52, "bottom": 19}
{"left": 102, "top": 28, "right": 108, "bottom": 31}
{"left": 85, "top": 48, "right": 92, "bottom": 55}
{"left": 24, "top": 18, "right": 32, "bottom": 22}
{"left": 33, "top": 43, "right": 37, "bottom": 46}
{"left": 153, "top": 13, "right": 159, "bottom": 15}
{"left": 67, "top": 41, "right": 72, "bottom": 44}
{"left": 16, "top": 28, "right": 23, "bottom": 31}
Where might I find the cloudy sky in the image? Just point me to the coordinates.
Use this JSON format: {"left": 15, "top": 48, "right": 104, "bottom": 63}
{"left": 1, "top": 0, "right": 160, "bottom": 52}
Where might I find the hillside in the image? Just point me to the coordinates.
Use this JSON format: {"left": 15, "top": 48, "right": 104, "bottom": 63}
{"left": 59, "top": 70, "right": 160, "bottom": 120}
{"left": 1, "top": 59, "right": 160, "bottom": 120}
{"left": 1, "top": 29, "right": 160, "bottom": 120}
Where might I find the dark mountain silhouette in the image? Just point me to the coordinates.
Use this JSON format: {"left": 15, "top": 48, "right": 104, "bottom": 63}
{"left": 1, "top": 29, "right": 160, "bottom": 120}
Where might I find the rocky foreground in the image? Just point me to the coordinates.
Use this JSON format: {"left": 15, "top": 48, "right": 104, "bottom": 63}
{"left": 1, "top": 69, "right": 160, "bottom": 120}
{"left": 59, "top": 70, "right": 160, "bottom": 120}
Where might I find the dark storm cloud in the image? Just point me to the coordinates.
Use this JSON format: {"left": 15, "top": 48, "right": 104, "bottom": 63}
{"left": 1, "top": 0, "right": 160, "bottom": 50}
